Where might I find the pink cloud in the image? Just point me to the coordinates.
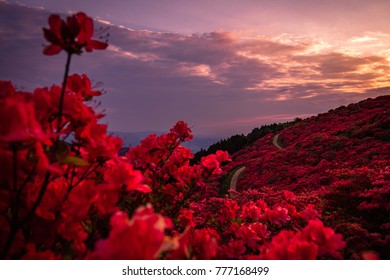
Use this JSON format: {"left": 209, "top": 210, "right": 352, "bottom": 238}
{"left": 1, "top": 1, "right": 390, "bottom": 137}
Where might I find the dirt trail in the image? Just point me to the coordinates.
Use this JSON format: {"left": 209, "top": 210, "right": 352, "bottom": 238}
{"left": 229, "top": 166, "right": 246, "bottom": 191}
{"left": 272, "top": 134, "right": 284, "bottom": 150}
{"left": 229, "top": 134, "right": 284, "bottom": 191}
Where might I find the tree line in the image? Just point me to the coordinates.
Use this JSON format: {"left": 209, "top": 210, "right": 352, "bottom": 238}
{"left": 192, "top": 118, "right": 302, "bottom": 163}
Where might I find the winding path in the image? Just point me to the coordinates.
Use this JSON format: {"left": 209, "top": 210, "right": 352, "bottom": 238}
{"left": 228, "top": 134, "right": 284, "bottom": 191}
{"left": 229, "top": 166, "right": 246, "bottom": 191}
{"left": 272, "top": 134, "right": 284, "bottom": 150}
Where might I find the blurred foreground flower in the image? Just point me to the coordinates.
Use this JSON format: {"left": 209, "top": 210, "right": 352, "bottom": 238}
{"left": 43, "top": 12, "right": 108, "bottom": 55}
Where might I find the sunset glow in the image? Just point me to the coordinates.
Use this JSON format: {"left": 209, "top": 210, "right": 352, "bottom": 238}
{"left": 0, "top": 1, "right": 389, "bottom": 264}
{"left": 1, "top": 0, "right": 390, "bottom": 137}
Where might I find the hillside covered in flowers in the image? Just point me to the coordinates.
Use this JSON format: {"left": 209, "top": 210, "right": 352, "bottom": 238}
{"left": 0, "top": 11, "right": 388, "bottom": 260}
{"left": 219, "top": 95, "right": 390, "bottom": 259}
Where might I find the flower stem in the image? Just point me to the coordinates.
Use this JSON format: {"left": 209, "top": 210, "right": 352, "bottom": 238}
{"left": 1, "top": 171, "right": 51, "bottom": 259}
{"left": 12, "top": 146, "right": 18, "bottom": 192}
{"left": 0, "top": 224, "right": 18, "bottom": 259}
{"left": 22, "top": 171, "right": 51, "bottom": 225}
{"left": 0, "top": 147, "right": 19, "bottom": 259}
{"left": 57, "top": 52, "right": 72, "bottom": 133}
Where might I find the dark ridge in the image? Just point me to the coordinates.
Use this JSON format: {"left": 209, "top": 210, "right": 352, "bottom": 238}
{"left": 192, "top": 118, "right": 303, "bottom": 163}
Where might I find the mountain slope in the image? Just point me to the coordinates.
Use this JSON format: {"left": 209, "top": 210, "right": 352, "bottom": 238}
{"left": 219, "top": 95, "right": 390, "bottom": 259}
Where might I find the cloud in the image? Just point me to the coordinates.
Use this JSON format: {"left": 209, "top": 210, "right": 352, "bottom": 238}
{"left": 1, "top": 1, "right": 390, "bottom": 137}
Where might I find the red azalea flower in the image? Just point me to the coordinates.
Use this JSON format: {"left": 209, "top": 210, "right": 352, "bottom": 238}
{"left": 61, "top": 180, "right": 97, "bottom": 220}
{"left": 166, "top": 145, "right": 193, "bottom": 169}
{"left": 67, "top": 74, "right": 102, "bottom": 101}
{"left": 162, "top": 183, "right": 178, "bottom": 197}
{"left": 283, "top": 190, "right": 295, "bottom": 201}
{"left": 79, "top": 123, "right": 123, "bottom": 159}
{"left": 94, "top": 184, "right": 121, "bottom": 215}
{"left": 173, "top": 165, "right": 202, "bottom": 185}
{"left": 250, "top": 222, "right": 270, "bottom": 240}
{"left": 223, "top": 239, "right": 246, "bottom": 259}
{"left": 170, "top": 121, "right": 193, "bottom": 141}
{"left": 0, "top": 88, "right": 51, "bottom": 145}
{"left": 219, "top": 199, "right": 240, "bottom": 222}
{"left": 90, "top": 206, "right": 176, "bottom": 259}
{"left": 167, "top": 228, "right": 219, "bottom": 260}
{"left": 74, "top": 12, "right": 108, "bottom": 52}
{"left": 103, "top": 158, "right": 151, "bottom": 193}
{"left": 43, "top": 12, "right": 108, "bottom": 55}
{"left": 0, "top": 80, "right": 16, "bottom": 96}
{"left": 177, "top": 209, "right": 195, "bottom": 228}
{"left": 299, "top": 220, "right": 346, "bottom": 258}
{"left": 264, "top": 230, "right": 318, "bottom": 260}
{"left": 240, "top": 202, "right": 263, "bottom": 221}
{"left": 265, "top": 205, "right": 290, "bottom": 225}
{"left": 27, "top": 178, "right": 67, "bottom": 221}
{"left": 215, "top": 150, "right": 231, "bottom": 163}
{"left": 56, "top": 221, "right": 88, "bottom": 255}
{"left": 236, "top": 224, "right": 261, "bottom": 251}
{"left": 302, "top": 204, "right": 321, "bottom": 221}
{"left": 200, "top": 154, "right": 221, "bottom": 174}
{"left": 191, "top": 228, "right": 219, "bottom": 259}
{"left": 166, "top": 228, "right": 192, "bottom": 259}
{"left": 361, "top": 250, "right": 379, "bottom": 260}
{"left": 33, "top": 84, "right": 98, "bottom": 133}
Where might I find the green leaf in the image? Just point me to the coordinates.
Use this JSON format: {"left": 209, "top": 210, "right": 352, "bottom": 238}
{"left": 59, "top": 155, "right": 89, "bottom": 166}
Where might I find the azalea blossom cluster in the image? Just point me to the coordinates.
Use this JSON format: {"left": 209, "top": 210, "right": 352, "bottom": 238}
{"left": 176, "top": 189, "right": 345, "bottom": 259}
{"left": 0, "top": 12, "right": 348, "bottom": 260}
{"left": 43, "top": 12, "right": 108, "bottom": 55}
{"left": 221, "top": 95, "right": 390, "bottom": 259}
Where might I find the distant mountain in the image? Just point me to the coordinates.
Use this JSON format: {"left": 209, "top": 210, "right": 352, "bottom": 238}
{"left": 215, "top": 95, "right": 389, "bottom": 259}
{"left": 110, "top": 131, "right": 163, "bottom": 147}
{"left": 110, "top": 131, "right": 219, "bottom": 153}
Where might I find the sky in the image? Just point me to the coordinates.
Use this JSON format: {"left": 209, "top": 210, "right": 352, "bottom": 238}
{"left": 1, "top": 0, "right": 390, "bottom": 138}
